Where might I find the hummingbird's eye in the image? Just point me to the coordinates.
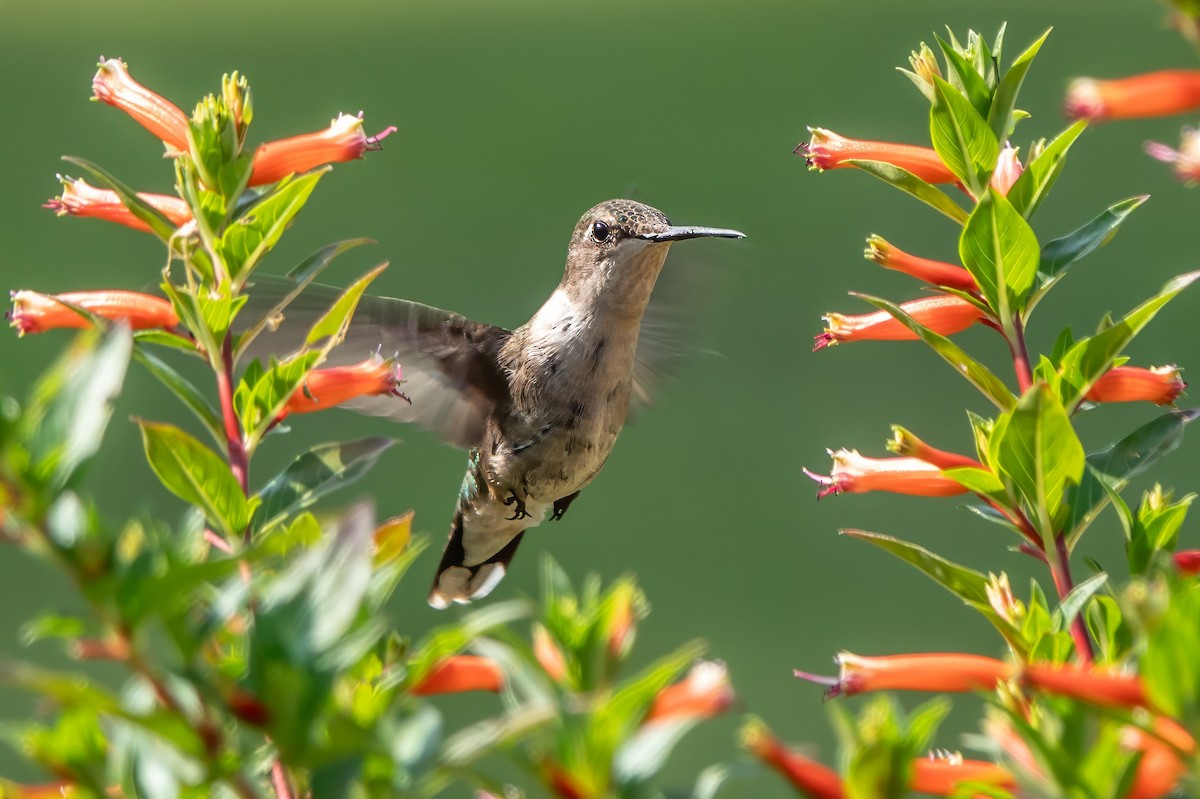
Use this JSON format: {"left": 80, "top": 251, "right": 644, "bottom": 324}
{"left": 590, "top": 221, "right": 611, "bottom": 243}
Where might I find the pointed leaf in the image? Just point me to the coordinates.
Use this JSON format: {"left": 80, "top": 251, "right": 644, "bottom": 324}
{"left": 1053, "top": 572, "right": 1107, "bottom": 630}
{"left": 857, "top": 293, "right": 1016, "bottom": 411}
{"left": 304, "top": 262, "right": 389, "bottom": 348}
{"left": 844, "top": 160, "right": 968, "bottom": 224}
{"left": 252, "top": 437, "right": 396, "bottom": 533}
{"left": 24, "top": 327, "right": 132, "bottom": 489}
{"left": 930, "top": 76, "right": 1000, "bottom": 197}
{"left": 132, "top": 346, "right": 224, "bottom": 449}
{"left": 987, "top": 28, "right": 1050, "bottom": 142}
{"left": 220, "top": 170, "right": 326, "bottom": 286}
{"left": 959, "top": 188, "right": 1040, "bottom": 313}
{"left": 137, "top": 420, "right": 254, "bottom": 538}
{"left": 1007, "top": 120, "right": 1086, "bottom": 219}
{"left": 1060, "top": 271, "right": 1200, "bottom": 407}
{"left": 1040, "top": 196, "right": 1147, "bottom": 278}
{"left": 935, "top": 34, "right": 991, "bottom": 118}
{"left": 841, "top": 529, "right": 991, "bottom": 604}
{"left": 990, "top": 385, "right": 1084, "bottom": 520}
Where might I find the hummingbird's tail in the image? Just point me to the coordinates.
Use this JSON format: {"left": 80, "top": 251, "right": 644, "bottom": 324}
{"left": 427, "top": 509, "right": 526, "bottom": 609}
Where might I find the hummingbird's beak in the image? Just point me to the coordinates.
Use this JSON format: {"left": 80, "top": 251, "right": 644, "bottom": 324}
{"left": 641, "top": 226, "right": 746, "bottom": 242}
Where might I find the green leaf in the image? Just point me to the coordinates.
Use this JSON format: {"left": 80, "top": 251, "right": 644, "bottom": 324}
{"left": 235, "top": 237, "right": 373, "bottom": 361}
{"left": 943, "top": 466, "right": 1007, "bottom": 504}
{"left": 132, "top": 347, "right": 224, "bottom": 449}
{"left": 989, "top": 385, "right": 1084, "bottom": 522}
{"left": 24, "top": 326, "right": 132, "bottom": 489}
{"left": 855, "top": 293, "right": 1015, "bottom": 411}
{"left": 1052, "top": 571, "right": 1107, "bottom": 631}
{"left": 304, "top": 262, "right": 388, "bottom": 348}
{"left": 844, "top": 160, "right": 968, "bottom": 225}
{"left": 987, "top": 28, "right": 1050, "bottom": 142}
{"left": 959, "top": 188, "right": 1040, "bottom": 313}
{"left": 1059, "top": 271, "right": 1200, "bottom": 408}
{"left": 935, "top": 34, "right": 991, "bottom": 118}
{"left": 220, "top": 170, "right": 326, "bottom": 286}
{"left": 841, "top": 529, "right": 990, "bottom": 605}
{"left": 252, "top": 438, "right": 396, "bottom": 534}
{"left": 930, "top": 76, "right": 1000, "bottom": 198}
{"left": 61, "top": 157, "right": 178, "bottom": 243}
{"left": 1040, "top": 196, "right": 1147, "bottom": 278}
{"left": 239, "top": 351, "right": 322, "bottom": 441}
{"left": 614, "top": 716, "right": 699, "bottom": 786}
{"left": 1007, "top": 120, "right": 1087, "bottom": 219}
{"left": 197, "top": 281, "right": 248, "bottom": 342}
{"left": 136, "top": 420, "right": 255, "bottom": 538}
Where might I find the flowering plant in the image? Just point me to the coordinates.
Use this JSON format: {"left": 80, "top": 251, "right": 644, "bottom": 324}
{"left": 0, "top": 60, "right": 729, "bottom": 797}
{"left": 744, "top": 26, "right": 1200, "bottom": 798}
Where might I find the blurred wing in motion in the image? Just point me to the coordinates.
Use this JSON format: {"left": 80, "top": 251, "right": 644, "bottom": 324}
{"left": 242, "top": 274, "right": 511, "bottom": 450}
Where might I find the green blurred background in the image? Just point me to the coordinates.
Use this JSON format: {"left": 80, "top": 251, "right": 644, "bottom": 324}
{"left": 4, "top": 0, "right": 1200, "bottom": 794}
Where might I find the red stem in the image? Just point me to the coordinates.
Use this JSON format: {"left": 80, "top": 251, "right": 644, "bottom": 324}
{"left": 216, "top": 334, "right": 250, "bottom": 499}
{"left": 1048, "top": 533, "right": 1094, "bottom": 663}
{"left": 271, "top": 760, "right": 294, "bottom": 799}
{"left": 1010, "top": 316, "right": 1033, "bottom": 394}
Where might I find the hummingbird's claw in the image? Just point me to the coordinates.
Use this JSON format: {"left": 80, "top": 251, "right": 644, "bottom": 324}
{"left": 551, "top": 490, "right": 581, "bottom": 521}
{"left": 504, "top": 490, "right": 530, "bottom": 521}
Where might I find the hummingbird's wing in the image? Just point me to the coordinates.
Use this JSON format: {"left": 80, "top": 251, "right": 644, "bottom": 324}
{"left": 242, "top": 275, "right": 510, "bottom": 450}
{"left": 631, "top": 253, "right": 718, "bottom": 408}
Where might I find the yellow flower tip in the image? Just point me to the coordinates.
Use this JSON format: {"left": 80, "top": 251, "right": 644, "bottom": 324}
{"left": 282, "top": 355, "right": 409, "bottom": 416}
{"left": 644, "top": 659, "right": 734, "bottom": 723}
{"left": 9, "top": 289, "right": 179, "bottom": 335}
{"left": 91, "top": 56, "right": 189, "bottom": 150}
{"left": 249, "top": 112, "right": 398, "bottom": 187}
{"left": 411, "top": 655, "right": 504, "bottom": 696}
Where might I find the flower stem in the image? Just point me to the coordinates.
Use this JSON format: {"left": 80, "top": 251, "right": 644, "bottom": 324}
{"left": 216, "top": 334, "right": 250, "bottom": 500}
{"left": 1009, "top": 316, "right": 1033, "bottom": 394}
{"left": 1047, "top": 532, "right": 1095, "bottom": 663}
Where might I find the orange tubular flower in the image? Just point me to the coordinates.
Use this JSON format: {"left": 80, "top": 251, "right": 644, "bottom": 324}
{"left": 1175, "top": 550, "right": 1200, "bottom": 574}
{"left": 911, "top": 754, "right": 1016, "bottom": 795}
{"left": 1022, "top": 663, "right": 1153, "bottom": 711}
{"left": 1124, "top": 720, "right": 1193, "bottom": 799}
{"left": 799, "top": 127, "right": 958, "bottom": 185}
{"left": 532, "top": 624, "right": 568, "bottom": 683}
{"left": 91, "top": 57, "right": 190, "bottom": 151}
{"left": 887, "top": 426, "right": 982, "bottom": 470}
{"left": 411, "top": 654, "right": 504, "bottom": 696}
{"left": 45, "top": 177, "right": 192, "bottom": 232}
{"left": 813, "top": 295, "right": 986, "bottom": 351}
{"left": 249, "top": 112, "right": 398, "bottom": 186}
{"left": 1065, "top": 70, "right": 1200, "bottom": 121}
{"left": 1146, "top": 128, "right": 1200, "bottom": 183}
{"left": 9, "top": 290, "right": 179, "bottom": 335}
{"left": 644, "top": 660, "right": 734, "bottom": 723}
{"left": 803, "top": 449, "right": 971, "bottom": 500}
{"left": 864, "top": 236, "right": 977, "bottom": 290}
{"left": 1086, "top": 365, "right": 1186, "bottom": 406}
{"left": 743, "top": 720, "right": 845, "bottom": 799}
{"left": 282, "top": 356, "right": 408, "bottom": 416}
{"left": 799, "top": 652, "right": 1009, "bottom": 698}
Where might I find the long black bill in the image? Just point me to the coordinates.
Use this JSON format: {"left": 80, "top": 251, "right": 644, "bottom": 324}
{"left": 641, "top": 225, "right": 746, "bottom": 242}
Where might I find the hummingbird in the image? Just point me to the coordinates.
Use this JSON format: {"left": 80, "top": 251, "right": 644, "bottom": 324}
{"left": 251, "top": 199, "right": 744, "bottom": 607}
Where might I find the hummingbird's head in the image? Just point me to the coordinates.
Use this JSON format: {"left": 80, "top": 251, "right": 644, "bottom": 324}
{"left": 562, "top": 199, "right": 744, "bottom": 315}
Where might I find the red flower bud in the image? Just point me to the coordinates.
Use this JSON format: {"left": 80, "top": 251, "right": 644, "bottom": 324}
{"left": 9, "top": 290, "right": 179, "bottom": 335}
{"left": 411, "top": 654, "right": 503, "bottom": 696}
{"left": 1086, "top": 365, "right": 1186, "bottom": 406}
{"left": 864, "top": 236, "right": 977, "bottom": 290}
{"left": 743, "top": 719, "right": 844, "bottom": 799}
{"left": 91, "top": 57, "right": 190, "bottom": 151}
{"left": 533, "top": 624, "right": 568, "bottom": 683}
{"left": 1066, "top": 70, "right": 1200, "bottom": 121}
{"left": 814, "top": 295, "right": 986, "bottom": 350}
{"left": 1174, "top": 549, "right": 1200, "bottom": 574}
{"left": 644, "top": 660, "right": 734, "bottom": 722}
{"left": 799, "top": 128, "right": 957, "bottom": 185}
{"left": 990, "top": 144, "right": 1024, "bottom": 196}
{"left": 803, "top": 450, "right": 971, "bottom": 500}
{"left": 282, "top": 356, "right": 407, "bottom": 416}
{"left": 249, "top": 113, "right": 397, "bottom": 186}
{"left": 45, "top": 177, "right": 192, "bottom": 233}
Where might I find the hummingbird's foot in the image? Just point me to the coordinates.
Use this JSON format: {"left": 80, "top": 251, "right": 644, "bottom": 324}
{"left": 551, "top": 491, "right": 581, "bottom": 521}
{"left": 504, "top": 491, "right": 530, "bottom": 521}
